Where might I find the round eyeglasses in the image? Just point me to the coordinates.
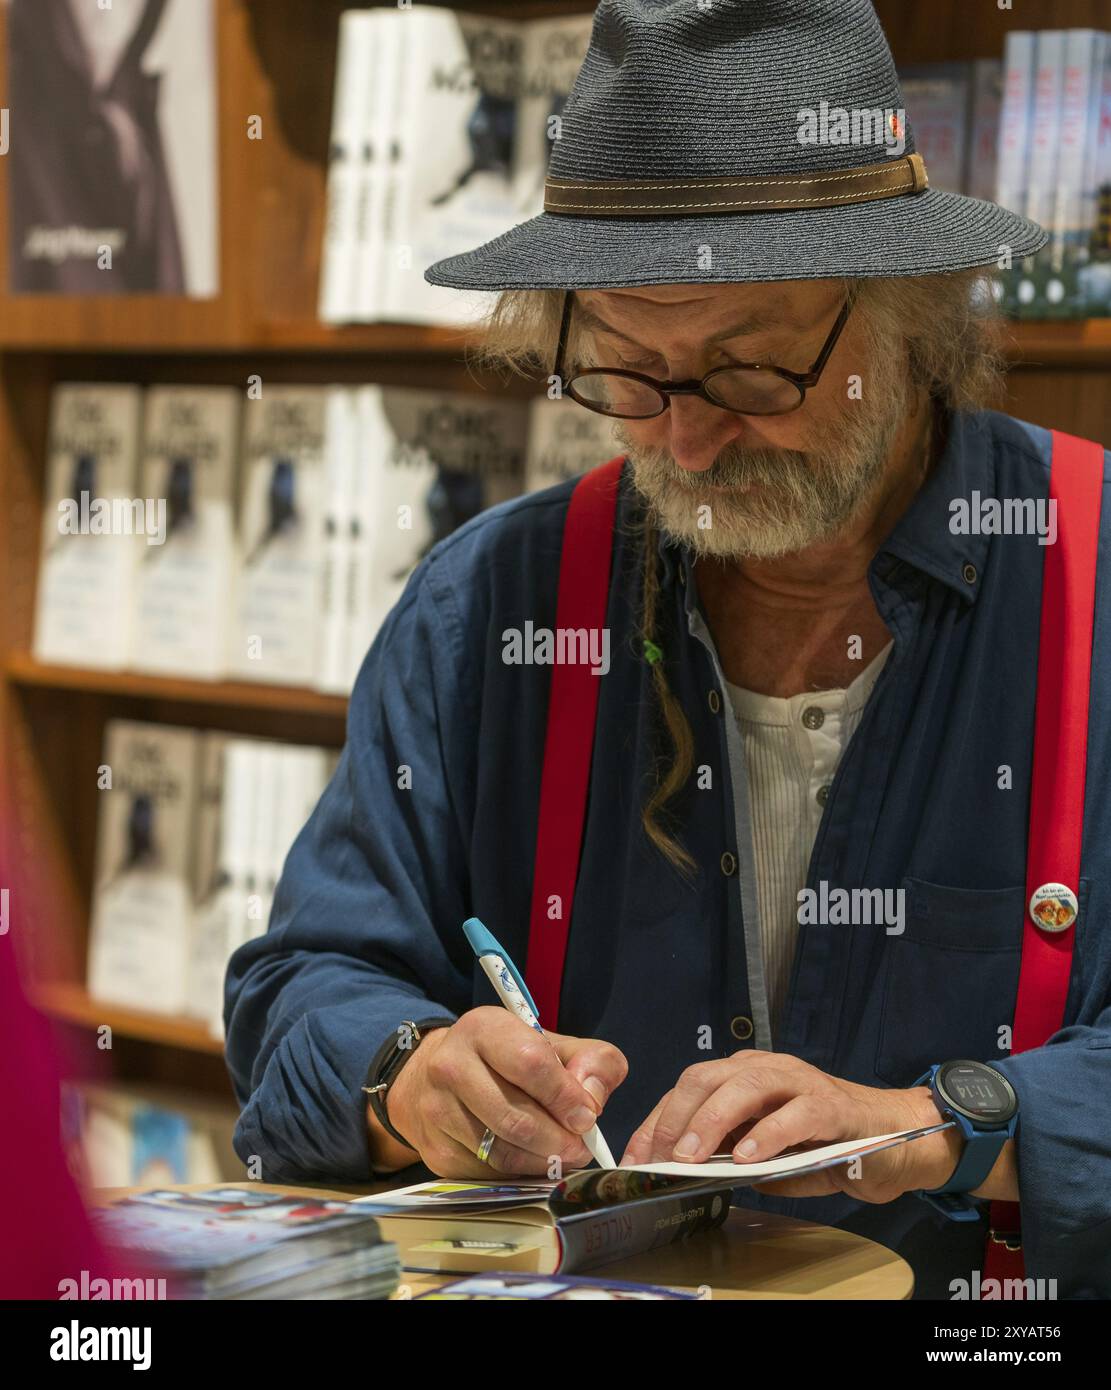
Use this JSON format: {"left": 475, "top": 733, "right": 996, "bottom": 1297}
{"left": 551, "top": 290, "right": 854, "bottom": 420}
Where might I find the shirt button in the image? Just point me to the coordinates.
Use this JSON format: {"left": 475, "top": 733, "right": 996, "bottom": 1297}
{"left": 720, "top": 851, "right": 737, "bottom": 876}
{"left": 816, "top": 783, "right": 830, "bottom": 806}
{"left": 801, "top": 706, "right": 825, "bottom": 730}
{"left": 962, "top": 562, "right": 977, "bottom": 584}
{"left": 730, "top": 1015, "right": 754, "bottom": 1041}
{"left": 708, "top": 689, "right": 721, "bottom": 714}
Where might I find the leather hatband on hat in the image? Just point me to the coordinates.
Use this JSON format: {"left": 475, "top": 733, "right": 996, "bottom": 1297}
{"left": 544, "top": 153, "right": 929, "bottom": 217}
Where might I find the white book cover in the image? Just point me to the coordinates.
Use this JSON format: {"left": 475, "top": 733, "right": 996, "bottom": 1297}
{"left": 222, "top": 739, "right": 262, "bottom": 960}
{"left": 268, "top": 749, "right": 303, "bottom": 907}
{"left": 1049, "top": 31, "right": 1103, "bottom": 305}
{"left": 354, "top": 11, "right": 403, "bottom": 321}
{"left": 231, "top": 386, "right": 329, "bottom": 686}
{"left": 353, "top": 386, "right": 528, "bottom": 653}
{"left": 87, "top": 720, "right": 199, "bottom": 1015}
{"left": 899, "top": 63, "right": 972, "bottom": 194}
{"left": 1025, "top": 32, "right": 1066, "bottom": 228}
{"left": 995, "top": 32, "right": 1036, "bottom": 217}
{"left": 525, "top": 398, "right": 619, "bottom": 493}
{"left": 294, "top": 746, "right": 330, "bottom": 827}
{"left": 346, "top": 385, "right": 385, "bottom": 689}
{"left": 371, "top": 10, "right": 413, "bottom": 325}
{"left": 1017, "top": 31, "right": 1066, "bottom": 314}
{"left": 379, "top": 8, "right": 521, "bottom": 326}
{"left": 33, "top": 383, "right": 143, "bottom": 670}
{"left": 184, "top": 731, "right": 227, "bottom": 1032}
{"left": 246, "top": 743, "right": 280, "bottom": 938}
{"left": 513, "top": 13, "right": 594, "bottom": 219}
{"left": 319, "top": 10, "right": 378, "bottom": 323}
{"left": 966, "top": 59, "right": 1003, "bottom": 204}
{"left": 188, "top": 735, "right": 261, "bottom": 1035}
{"left": 268, "top": 746, "right": 329, "bottom": 906}
{"left": 318, "top": 387, "right": 357, "bottom": 695}
{"left": 130, "top": 386, "right": 241, "bottom": 679}
{"left": 185, "top": 891, "right": 229, "bottom": 1037}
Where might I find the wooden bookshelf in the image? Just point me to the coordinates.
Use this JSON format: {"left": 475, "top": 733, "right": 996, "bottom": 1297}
{"left": 32, "top": 980, "right": 225, "bottom": 1057}
{"left": 2, "top": 0, "right": 1110, "bottom": 1126}
{"left": 1002, "top": 318, "right": 1111, "bottom": 367}
{"left": 6, "top": 653, "right": 349, "bottom": 721}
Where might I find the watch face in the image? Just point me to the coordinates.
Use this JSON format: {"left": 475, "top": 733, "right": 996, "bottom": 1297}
{"left": 936, "top": 1061, "right": 1017, "bottom": 1128}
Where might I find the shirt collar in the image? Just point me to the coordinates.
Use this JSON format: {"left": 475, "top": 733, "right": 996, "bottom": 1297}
{"left": 878, "top": 406, "right": 995, "bottom": 603}
{"left": 646, "top": 406, "right": 994, "bottom": 605}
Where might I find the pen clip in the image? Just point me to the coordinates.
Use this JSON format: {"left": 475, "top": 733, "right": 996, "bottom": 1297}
{"left": 462, "top": 917, "right": 541, "bottom": 1020}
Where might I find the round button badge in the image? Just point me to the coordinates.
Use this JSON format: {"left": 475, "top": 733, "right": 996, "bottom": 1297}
{"left": 1028, "top": 883, "right": 1079, "bottom": 933}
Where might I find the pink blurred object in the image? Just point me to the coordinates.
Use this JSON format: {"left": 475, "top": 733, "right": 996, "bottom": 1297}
{"left": 0, "top": 859, "right": 124, "bottom": 1298}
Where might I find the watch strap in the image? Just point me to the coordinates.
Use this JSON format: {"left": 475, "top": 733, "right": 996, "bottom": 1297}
{"left": 913, "top": 1064, "right": 1015, "bottom": 1219}
{"left": 924, "top": 1129, "right": 1009, "bottom": 1198}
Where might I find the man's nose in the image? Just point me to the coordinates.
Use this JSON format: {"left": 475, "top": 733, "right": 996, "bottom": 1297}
{"left": 665, "top": 394, "right": 750, "bottom": 473}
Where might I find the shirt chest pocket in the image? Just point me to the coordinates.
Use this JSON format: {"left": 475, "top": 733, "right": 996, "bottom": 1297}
{"left": 873, "top": 877, "right": 1027, "bottom": 1088}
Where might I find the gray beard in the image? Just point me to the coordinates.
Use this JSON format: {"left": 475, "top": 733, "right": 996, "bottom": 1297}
{"left": 617, "top": 382, "right": 910, "bottom": 561}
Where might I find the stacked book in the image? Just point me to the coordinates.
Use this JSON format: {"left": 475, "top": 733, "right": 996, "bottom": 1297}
{"left": 92, "top": 1188, "right": 400, "bottom": 1300}
{"left": 319, "top": 5, "right": 594, "bottom": 326}
{"left": 33, "top": 384, "right": 616, "bottom": 693}
{"left": 994, "top": 30, "right": 1111, "bottom": 317}
{"left": 898, "top": 36, "right": 1111, "bottom": 318}
{"left": 85, "top": 720, "right": 339, "bottom": 1033}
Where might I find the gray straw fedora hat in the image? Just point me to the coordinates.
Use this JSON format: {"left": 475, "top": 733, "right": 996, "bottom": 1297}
{"left": 425, "top": 0, "right": 1047, "bottom": 291}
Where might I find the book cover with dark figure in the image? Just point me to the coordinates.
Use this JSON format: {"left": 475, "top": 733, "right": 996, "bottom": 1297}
{"left": 7, "top": 0, "right": 217, "bottom": 295}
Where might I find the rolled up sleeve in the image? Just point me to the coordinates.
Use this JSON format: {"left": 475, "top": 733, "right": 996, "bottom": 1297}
{"left": 224, "top": 553, "right": 478, "bottom": 1182}
{"left": 995, "top": 1018, "right": 1111, "bottom": 1298}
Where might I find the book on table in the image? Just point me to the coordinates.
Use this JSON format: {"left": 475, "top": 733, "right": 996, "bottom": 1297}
{"left": 357, "top": 1124, "right": 948, "bottom": 1276}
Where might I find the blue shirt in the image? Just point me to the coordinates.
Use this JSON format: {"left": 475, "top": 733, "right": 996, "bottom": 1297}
{"left": 225, "top": 408, "right": 1111, "bottom": 1299}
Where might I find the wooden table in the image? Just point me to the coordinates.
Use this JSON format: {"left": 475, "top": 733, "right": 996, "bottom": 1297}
{"left": 93, "top": 1180, "right": 914, "bottom": 1300}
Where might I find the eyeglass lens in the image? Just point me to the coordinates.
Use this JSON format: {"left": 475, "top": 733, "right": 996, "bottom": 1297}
{"left": 568, "top": 368, "right": 805, "bottom": 418}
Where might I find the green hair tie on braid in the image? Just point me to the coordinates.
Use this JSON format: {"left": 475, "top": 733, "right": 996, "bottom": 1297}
{"left": 643, "top": 639, "right": 664, "bottom": 666}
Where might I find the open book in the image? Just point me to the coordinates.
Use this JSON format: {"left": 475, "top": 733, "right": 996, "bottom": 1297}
{"left": 357, "top": 1124, "right": 949, "bottom": 1276}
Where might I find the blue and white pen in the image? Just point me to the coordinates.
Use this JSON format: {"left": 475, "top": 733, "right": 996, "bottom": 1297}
{"left": 462, "top": 917, "right": 616, "bottom": 1170}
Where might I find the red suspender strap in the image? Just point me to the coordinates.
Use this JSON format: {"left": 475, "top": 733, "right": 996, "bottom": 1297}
{"left": 987, "top": 428, "right": 1104, "bottom": 1284}
{"left": 525, "top": 456, "right": 624, "bottom": 1026}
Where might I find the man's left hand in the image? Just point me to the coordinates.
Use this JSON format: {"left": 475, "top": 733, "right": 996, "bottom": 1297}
{"left": 619, "top": 1052, "right": 963, "bottom": 1203}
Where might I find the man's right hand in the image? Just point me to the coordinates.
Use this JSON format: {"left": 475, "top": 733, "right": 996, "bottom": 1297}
{"left": 371, "top": 1007, "right": 628, "bottom": 1179}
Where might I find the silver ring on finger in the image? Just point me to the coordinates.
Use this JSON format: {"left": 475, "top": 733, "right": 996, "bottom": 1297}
{"left": 476, "top": 1127, "right": 496, "bottom": 1165}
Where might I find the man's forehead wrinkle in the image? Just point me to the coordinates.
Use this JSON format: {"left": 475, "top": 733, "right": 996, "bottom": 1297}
{"left": 575, "top": 291, "right": 807, "bottom": 349}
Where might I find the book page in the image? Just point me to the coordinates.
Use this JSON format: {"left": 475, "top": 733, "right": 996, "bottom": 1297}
{"left": 619, "top": 1124, "right": 950, "bottom": 1180}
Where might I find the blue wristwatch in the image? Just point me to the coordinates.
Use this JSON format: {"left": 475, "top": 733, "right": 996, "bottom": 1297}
{"left": 912, "top": 1060, "right": 1019, "bottom": 1221}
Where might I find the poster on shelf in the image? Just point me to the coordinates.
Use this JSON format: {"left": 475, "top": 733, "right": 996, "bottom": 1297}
{"left": 5, "top": 0, "right": 219, "bottom": 296}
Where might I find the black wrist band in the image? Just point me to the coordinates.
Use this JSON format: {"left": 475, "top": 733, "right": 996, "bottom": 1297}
{"left": 363, "top": 1018, "right": 451, "bottom": 1152}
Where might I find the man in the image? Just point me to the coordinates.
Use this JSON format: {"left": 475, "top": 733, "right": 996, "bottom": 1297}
{"left": 226, "top": 1, "right": 1111, "bottom": 1298}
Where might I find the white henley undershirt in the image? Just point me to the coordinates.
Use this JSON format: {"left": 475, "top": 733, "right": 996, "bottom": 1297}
{"left": 723, "top": 641, "right": 893, "bottom": 1037}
